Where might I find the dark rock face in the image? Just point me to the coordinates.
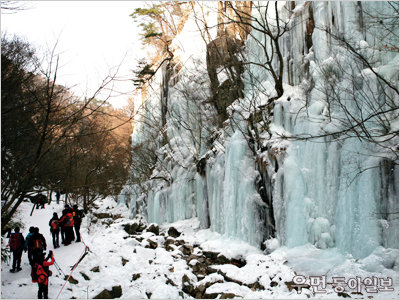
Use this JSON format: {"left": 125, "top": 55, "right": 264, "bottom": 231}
{"left": 168, "top": 227, "right": 181, "bottom": 238}
{"left": 93, "top": 286, "right": 122, "bottom": 299}
{"left": 206, "top": 36, "right": 245, "bottom": 124}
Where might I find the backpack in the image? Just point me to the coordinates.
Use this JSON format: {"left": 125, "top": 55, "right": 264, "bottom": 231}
{"left": 74, "top": 209, "right": 84, "bottom": 222}
{"left": 31, "top": 237, "right": 44, "bottom": 251}
{"left": 31, "top": 263, "right": 51, "bottom": 284}
{"left": 9, "top": 233, "right": 23, "bottom": 251}
{"left": 50, "top": 220, "right": 59, "bottom": 231}
{"left": 65, "top": 212, "right": 74, "bottom": 226}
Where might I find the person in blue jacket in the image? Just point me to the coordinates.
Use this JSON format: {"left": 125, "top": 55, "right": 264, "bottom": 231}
{"left": 24, "top": 226, "right": 35, "bottom": 266}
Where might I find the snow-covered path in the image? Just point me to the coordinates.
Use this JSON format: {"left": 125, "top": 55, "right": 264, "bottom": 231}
{"left": 1, "top": 200, "right": 86, "bottom": 299}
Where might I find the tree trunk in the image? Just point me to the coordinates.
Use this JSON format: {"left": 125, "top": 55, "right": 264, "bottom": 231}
{"left": 1, "top": 192, "right": 26, "bottom": 231}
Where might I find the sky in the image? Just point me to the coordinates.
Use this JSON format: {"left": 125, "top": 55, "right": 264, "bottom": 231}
{"left": 1, "top": 1, "right": 145, "bottom": 108}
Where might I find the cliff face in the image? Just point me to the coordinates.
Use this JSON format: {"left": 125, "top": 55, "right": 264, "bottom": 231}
{"left": 122, "top": 1, "right": 398, "bottom": 259}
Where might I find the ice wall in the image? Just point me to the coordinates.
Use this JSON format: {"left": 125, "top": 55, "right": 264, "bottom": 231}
{"left": 263, "top": 2, "right": 399, "bottom": 259}
{"left": 123, "top": 1, "right": 398, "bottom": 259}
{"left": 204, "top": 130, "right": 266, "bottom": 246}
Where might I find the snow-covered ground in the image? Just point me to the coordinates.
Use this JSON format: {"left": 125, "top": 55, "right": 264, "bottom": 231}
{"left": 2, "top": 198, "right": 398, "bottom": 299}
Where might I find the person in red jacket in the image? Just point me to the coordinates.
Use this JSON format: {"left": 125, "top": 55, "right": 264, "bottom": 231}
{"left": 59, "top": 205, "right": 74, "bottom": 245}
{"left": 8, "top": 227, "right": 24, "bottom": 272}
{"left": 33, "top": 251, "right": 54, "bottom": 299}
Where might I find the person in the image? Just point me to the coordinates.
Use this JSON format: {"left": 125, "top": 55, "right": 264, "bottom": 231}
{"left": 59, "top": 205, "right": 74, "bottom": 245}
{"left": 39, "top": 194, "right": 46, "bottom": 209}
{"left": 55, "top": 191, "right": 60, "bottom": 204}
{"left": 28, "top": 227, "right": 46, "bottom": 266}
{"left": 48, "top": 213, "right": 60, "bottom": 248}
{"left": 59, "top": 211, "right": 66, "bottom": 245}
{"left": 59, "top": 205, "right": 70, "bottom": 245}
{"left": 35, "top": 194, "right": 41, "bottom": 209}
{"left": 24, "top": 226, "right": 35, "bottom": 266}
{"left": 72, "top": 204, "right": 84, "bottom": 242}
{"left": 8, "top": 227, "right": 25, "bottom": 272}
{"left": 32, "top": 251, "right": 54, "bottom": 299}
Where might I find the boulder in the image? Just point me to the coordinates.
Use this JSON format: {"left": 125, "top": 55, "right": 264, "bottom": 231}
{"left": 93, "top": 286, "right": 122, "bottom": 299}
{"left": 203, "top": 251, "right": 219, "bottom": 260}
{"left": 147, "top": 224, "right": 160, "bottom": 235}
{"left": 64, "top": 275, "right": 78, "bottom": 284}
{"left": 80, "top": 272, "right": 90, "bottom": 281}
{"left": 165, "top": 238, "right": 175, "bottom": 251}
{"left": 132, "top": 274, "right": 141, "bottom": 281}
{"left": 168, "top": 227, "right": 181, "bottom": 238}
{"left": 203, "top": 292, "right": 219, "bottom": 299}
{"left": 121, "top": 258, "right": 129, "bottom": 266}
{"left": 220, "top": 293, "right": 239, "bottom": 299}
{"left": 182, "top": 274, "right": 195, "bottom": 297}
{"left": 123, "top": 223, "right": 139, "bottom": 235}
{"left": 175, "top": 239, "right": 185, "bottom": 246}
{"left": 94, "top": 212, "right": 113, "bottom": 219}
{"left": 216, "top": 254, "right": 230, "bottom": 264}
{"left": 179, "top": 245, "right": 193, "bottom": 256}
{"left": 90, "top": 266, "right": 100, "bottom": 272}
{"left": 145, "top": 239, "right": 158, "bottom": 249}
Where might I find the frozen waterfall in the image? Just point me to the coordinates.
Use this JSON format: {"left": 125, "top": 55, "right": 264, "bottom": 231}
{"left": 122, "top": 1, "right": 398, "bottom": 260}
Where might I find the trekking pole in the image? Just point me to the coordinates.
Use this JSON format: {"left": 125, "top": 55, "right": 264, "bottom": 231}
{"left": 54, "top": 260, "right": 66, "bottom": 277}
{"left": 53, "top": 261, "right": 61, "bottom": 275}
{"left": 53, "top": 263, "right": 62, "bottom": 276}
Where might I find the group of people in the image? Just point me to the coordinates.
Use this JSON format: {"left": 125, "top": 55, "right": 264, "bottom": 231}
{"left": 9, "top": 226, "right": 54, "bottom": 298}
{"left": 7, "top": 203, "right": 84, "bottom": 299}
{"left": 49, "top": 204, "right": 84, "bottom": 248}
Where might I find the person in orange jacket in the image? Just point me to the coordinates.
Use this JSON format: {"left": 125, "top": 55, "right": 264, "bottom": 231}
{"left": 33, "top": 251, "right": 54, "bottom": 299}
{"left": 59, "top": 205, "right": 74, "bottom": 245}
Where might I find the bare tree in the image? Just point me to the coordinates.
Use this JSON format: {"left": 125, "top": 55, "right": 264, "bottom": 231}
{"left": 1, "top": 1, "right": 32, "bottom": 13}
{"left": 1, "top": 35, "right": 133, "bottom": 229}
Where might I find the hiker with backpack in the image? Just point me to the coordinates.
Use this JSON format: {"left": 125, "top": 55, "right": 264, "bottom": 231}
{"left": 32, "top": 250, "right": 54, "bottom": 299}
{"left": 8, "top": 227, "right": 25, "bottom": 272}
{"left": 72, "top": 204, "right": 84, "bottom": 242}
{"left": 59, "top": 205, "right": 74, "bottom": 245}
{"left": 24, "top": 226, "right": 35, "bottom": 266}
{"left": 28, "top": 227, "right": 47, "bottom": 266}
{"left": 48, "top": 213, "right": 60, "bottom": 248}
{"left": 39, "top": 194, "right": 47, "bottom": 209}
{"left": 34, "top": 194, "right": 40, "bottom": 209}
